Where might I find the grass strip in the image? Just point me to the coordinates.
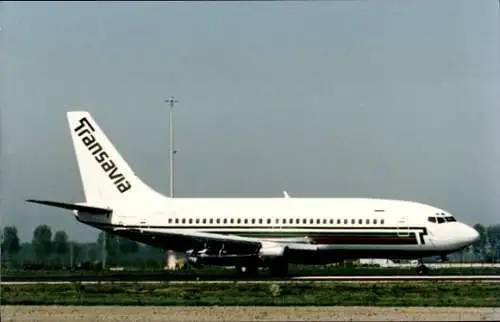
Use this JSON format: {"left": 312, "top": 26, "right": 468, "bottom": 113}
{"left": 2, "top": 281, "right": 499, "bottom": 307}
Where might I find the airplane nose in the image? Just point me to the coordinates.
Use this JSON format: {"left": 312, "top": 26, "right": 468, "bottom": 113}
{"left": 464, "top": 225, "right": 480, "bottom": 244}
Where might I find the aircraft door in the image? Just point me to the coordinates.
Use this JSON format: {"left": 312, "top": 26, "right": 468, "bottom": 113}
{"left": 426, "top": 230, "right": 436, "bottom": 247}
{"left": 396, "top": 215, "right": 410, "bottom": 238}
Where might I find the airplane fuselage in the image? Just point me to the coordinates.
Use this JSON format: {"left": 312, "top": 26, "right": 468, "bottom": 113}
{"left": 76, "top": 197, "right": 477, "bottom": 265}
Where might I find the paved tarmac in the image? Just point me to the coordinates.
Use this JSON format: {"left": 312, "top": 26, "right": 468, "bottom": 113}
{"left": 2, "top": 306, "right": 500, "bottom": 321}
{"left": 2, "top": 275, "right": 500, "bottom": 285}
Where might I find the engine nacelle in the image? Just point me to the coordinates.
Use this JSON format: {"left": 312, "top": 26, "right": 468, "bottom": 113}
{"left": 258, "top": 244, "right": 288, "bottom": 260}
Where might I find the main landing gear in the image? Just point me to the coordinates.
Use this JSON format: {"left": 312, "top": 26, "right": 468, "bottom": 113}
{"left": 416, "top": 258, "right": 429, "bottom": 275}
{"left": 268, "top": 260, "right": 289, "bottom": 278}
{"left": 235, "top": 261, "right": 289, "bottom": 278}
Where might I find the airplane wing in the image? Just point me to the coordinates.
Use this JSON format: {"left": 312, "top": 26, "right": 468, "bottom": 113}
{"left": 114, "top": 227, "right": 261, "bottom": 245}
{"left": 113, "top": 226, "right": 319, "bottom": 251}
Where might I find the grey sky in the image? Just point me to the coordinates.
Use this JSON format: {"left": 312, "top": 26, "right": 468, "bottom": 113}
{"left": 1, "top": 1, "right": 499, "bottom": 242}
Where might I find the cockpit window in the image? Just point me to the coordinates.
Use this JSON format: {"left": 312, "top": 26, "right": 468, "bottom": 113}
{"left": 428, "top": 217, "right": 436, "bottom": 223}
{"left": 445, "top": 216, "right": 456, "bottom": 222}
{"left": 437, "top": 217, "right": 445, "bottom": 224}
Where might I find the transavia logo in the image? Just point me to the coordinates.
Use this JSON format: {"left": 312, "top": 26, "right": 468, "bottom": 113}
{"left": 74, "top": 117, "right": 132, "bottom": 193}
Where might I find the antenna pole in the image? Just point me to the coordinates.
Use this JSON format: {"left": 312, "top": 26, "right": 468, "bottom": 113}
{"left": 164, "top": 97, "right": 179, "bottom": 271}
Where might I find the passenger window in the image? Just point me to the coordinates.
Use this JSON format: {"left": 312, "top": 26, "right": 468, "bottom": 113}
{"left": 373, "top": 219, "right": 377, "bottom": 224}
{"left": 209, "top": 219, "right": 213, "bottom": 224}
{"left": 366, "top": 219, "right": 370, "bottom": 224}
{"left": 216, "top": 218, "right": 220, "bottom": 224}
{"left": 381, "top": 219, "right": 385, "bottom": 225}
{"left": 175, "top": 218, "right": 179, "bottom": 224}
{"left": 329, "top": 219, "right": 333, "bottom": 224}
{"left": 296, "top": 218, "right": 300, "bottom": 224}
{"left": 259, "top": 218, "right": 263, "bottom": 224}
{"left": 168, "top": 218, "right": 172, "bottom": 224}
{"left": 303, "top": 219, "right": 307, "bottom": 224}
{"left": 337, "top": 219, "right": 341, "bottom": 224}
{"left": 195, "top": 218, "right": 199, "bottom": 224}
{"left": 244, "top": 219, "right": 248, "bottom": 224}
{"left": 251, "top": 219, "right": 255, "bottom": 224}
{"left": 182, "top": 218, "right": 186, "bottom": 224}
{"left": 189, "top": 218, "right": 193, "bottom": 224}
{"left": 282, "top": 218, "right": 286, "bottom": 224}
{"left": 267, "top": 218, "right": 271, "bottom": 224}
{"left": 351, "top": 219, "right": 355, "bottom": 224}
{"left": 437, "top": 217, "right": 445, "bottom": 224}
{"left": 317, "top": 219, "right": 321, "bottom": 224}
{"left": 222, "top": 218, "right": 227, "bottom": 224}
{"left": 230, "top": 218, "right": 234, "bottom": 224}
{"left": 344, "top": 219, "right": 348, "bottom": 224}
{"left": 358, "top": 219, "right": 362, "bottom": 224}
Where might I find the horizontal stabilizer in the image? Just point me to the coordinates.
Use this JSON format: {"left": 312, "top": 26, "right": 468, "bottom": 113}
{"left": 26, "top": 199, "right": 112, "bottom": 215}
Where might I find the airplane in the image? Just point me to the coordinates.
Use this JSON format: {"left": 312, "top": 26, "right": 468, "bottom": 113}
{"left": 26, "top": 111, "right": 480, "bottom": 277}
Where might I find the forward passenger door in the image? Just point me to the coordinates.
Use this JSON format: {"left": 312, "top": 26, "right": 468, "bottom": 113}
{"left": 396, "top": 215, "right": 410, "bottom": 238}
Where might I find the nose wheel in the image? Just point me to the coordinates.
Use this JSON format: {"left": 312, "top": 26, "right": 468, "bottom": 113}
{"left": 416, "top": 258, "right": 429, "bottom": 275}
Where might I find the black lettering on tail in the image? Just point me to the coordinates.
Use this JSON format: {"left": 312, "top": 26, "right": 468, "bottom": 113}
{"left": 75, "top": 117, "right": 132, "bottom": 194}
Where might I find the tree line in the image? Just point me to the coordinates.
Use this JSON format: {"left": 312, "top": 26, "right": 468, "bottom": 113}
{"left": 2, "top": 223, "right": 500, "bottom": 269}
{"left": 471, "top": 223, "right": 500, "bottom": 262}
{"left": 0, "top": 225, "right": 166, "bottom": 270}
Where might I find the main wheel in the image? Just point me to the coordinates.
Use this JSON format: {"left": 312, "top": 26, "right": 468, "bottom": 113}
{"left": 236, "top": 265, "right": 259, "bottom": 277}
{"left": 268, "top": 261, "right": 289, "bottom": 278}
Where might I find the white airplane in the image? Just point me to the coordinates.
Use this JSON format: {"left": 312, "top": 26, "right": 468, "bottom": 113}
{"left": 27, "top": 111, "right": 479, "bottom": 277}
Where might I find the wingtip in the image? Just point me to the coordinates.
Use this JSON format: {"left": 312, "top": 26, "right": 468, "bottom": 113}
{"left": 26, "top": 199, "right": 46, "bottom": 205}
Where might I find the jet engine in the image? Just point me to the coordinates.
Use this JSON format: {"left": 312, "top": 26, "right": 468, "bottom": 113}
{"left": 258, "top": 243, "right": 288, "bottom": 261}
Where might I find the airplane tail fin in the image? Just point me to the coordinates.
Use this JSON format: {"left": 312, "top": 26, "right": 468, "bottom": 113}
{"left": 67, "top": 111, "right": 166, "bottom": 205}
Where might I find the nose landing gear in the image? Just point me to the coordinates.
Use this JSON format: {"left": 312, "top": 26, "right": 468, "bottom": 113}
{"left": 416, "top": 258, "right": 429, "bottom": 275}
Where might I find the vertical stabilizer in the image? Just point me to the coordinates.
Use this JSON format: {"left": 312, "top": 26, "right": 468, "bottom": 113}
{"left": 67, "top": 111, "right": 166, "bottom": 205}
